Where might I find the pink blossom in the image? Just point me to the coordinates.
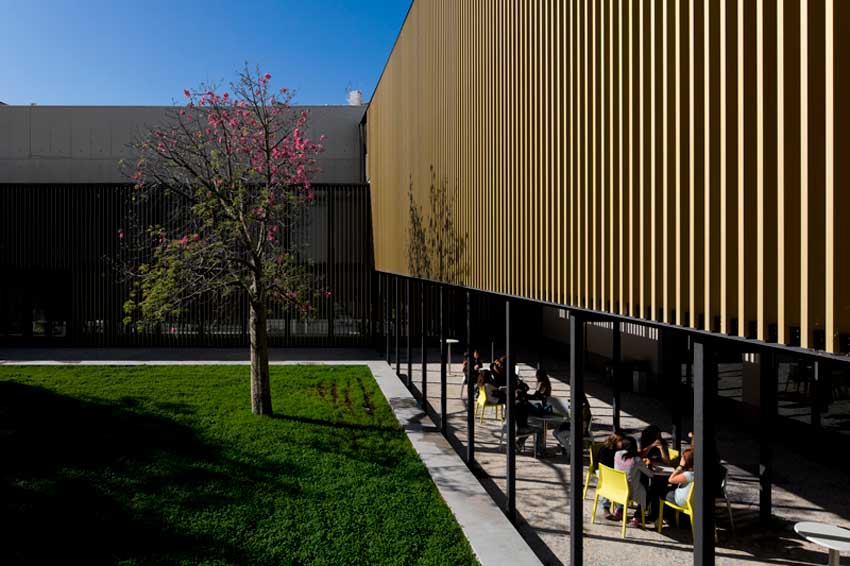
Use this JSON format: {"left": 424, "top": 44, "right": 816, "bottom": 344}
{"left": 264, "top": 73, "right": 272, "bottom": 80}
{"left": 183, "top": 89, "right": 191, "bottom": 98}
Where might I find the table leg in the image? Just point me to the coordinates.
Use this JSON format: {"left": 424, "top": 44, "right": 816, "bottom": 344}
{"left": 828, "top": 549, "right": 840, "bottom": 566}
{"left": 447, "top": 343, "right": 453, "bottom": 375}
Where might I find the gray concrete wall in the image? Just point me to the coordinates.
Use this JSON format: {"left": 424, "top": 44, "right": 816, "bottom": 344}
{"left": 0, "top": 105, "right": 365, "bottom": 184}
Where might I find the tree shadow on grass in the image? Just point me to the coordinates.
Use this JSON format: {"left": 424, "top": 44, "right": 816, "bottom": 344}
{"left": 0, "top": 381, "right": 301, "bottom": 565}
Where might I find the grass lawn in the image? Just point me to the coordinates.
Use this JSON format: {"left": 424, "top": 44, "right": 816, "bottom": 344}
{"left": 0, "top": 365, "right": 476, "bottom": 566}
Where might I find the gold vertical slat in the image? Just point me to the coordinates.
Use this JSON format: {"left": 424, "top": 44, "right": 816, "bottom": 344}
{"left": 825, "top": 0, "right": 834, "bottom": 352}
{"left": 619, "top": 0, "right": 625, "bottom": 315}
{"left": 662, "top": 0, "right": 669, "bottom": 323}
{"left": 640, "top": 0, "right": 645, "bottom": 320}
{"left": 800, "top": 0, "right": 808, "bottom": 348}
{"left": 650, "top": 0, "right": 657, "bottom": 321}
{"left": 777, "top": 0, "right": 785, "bottom": 344}
{"left": 757, "top": 0, "right": 765, "bottom": 340}
{"left": 738, "top": 0, "right": 746, "bottom": 337}
{"left": 720, "top": 0, "right": 728, "bottom": 334}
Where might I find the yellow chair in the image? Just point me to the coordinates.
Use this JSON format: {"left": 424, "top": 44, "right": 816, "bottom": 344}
{"left": 591, "top": 464, "right": 646, "bottom": 538}
{"left": 474, "top": 385, "right": 504, "bottom": 423}
{"left": 669, "top": 447, "right": 680, "bottom": 462}
{"left": 583, "top": 442, "right": 603, "bottom": 499}
{"left": 657, "top": 481, "right": 719, "bottom": 543}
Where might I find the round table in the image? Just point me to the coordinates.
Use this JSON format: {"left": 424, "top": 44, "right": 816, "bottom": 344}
{"left": 444, "top": 338, "right": 459, "bottom": 373}
{"left": 794, "top": 521, "right": 850, "bottom": 566}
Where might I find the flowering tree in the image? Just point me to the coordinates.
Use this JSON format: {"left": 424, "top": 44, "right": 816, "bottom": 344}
{"left": 123, "top": 67, "right": 325, "bottom": 416}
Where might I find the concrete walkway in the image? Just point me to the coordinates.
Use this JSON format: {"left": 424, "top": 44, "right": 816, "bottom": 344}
{"left": 0, "top": 348, "right": 542, "bottom": 566}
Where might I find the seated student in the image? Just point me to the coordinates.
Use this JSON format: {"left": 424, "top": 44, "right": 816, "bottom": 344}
{"left": 596, "top": 429, "right": 626, "bottom": 516}
{"left": 609, "top": 436, "right": 651, "bottom": 525}
{"left": 490, "top": 355, "right": 509, "bottom": 387}
{"left": 666, "top": 448, "right": 695, "bottom": 507}
{"left": 526, "top": 369, "right": 553, "bottom": 402}
{"left": 598, "top": 429, "right": 626, "bottom": 469}
{"left": 639, "top": 425, "right": 671, "bottom": 464}
{"left": 461, "top": 349, "right": 484, "bottom": 378}
{"left": 477, "top": 372, "right": 505, "bottom": 404}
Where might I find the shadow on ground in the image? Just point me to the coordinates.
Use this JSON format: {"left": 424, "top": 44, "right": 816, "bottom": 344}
{"left": 0, "top": 381, "right": 295, "bottom": 565}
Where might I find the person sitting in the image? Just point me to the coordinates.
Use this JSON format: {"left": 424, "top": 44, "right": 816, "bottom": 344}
{"left": 596, "top": 429, "right": 626, "bottom": 516}
{"left": 490, "top": 355, "right": 509, "bottom": 387}
{"left": 598, "top": 429, "right": 626, "bottom": 469}
{"left": 609, "top": 436, "right": 651, "bottom": 525}
{"left": 666, "top": 448, "right": 695, "bottom": 507}
{"left": 526, "top": 369, "right": 552, "bottom": 402}
{"left": 477, "top": 372, "right": 505, "bottom": 404}
{"left": 461, "top": 349, "right": 483, "bottom": 377}
{"left": 639, "top": 425, "right": 671, "bottom": 464}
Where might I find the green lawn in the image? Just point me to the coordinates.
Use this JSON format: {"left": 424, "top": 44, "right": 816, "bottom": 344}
{"left": 0, "top": 365, "right": 476, "bottom": 566}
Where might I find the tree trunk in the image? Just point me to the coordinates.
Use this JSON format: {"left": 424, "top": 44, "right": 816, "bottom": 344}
{"left": 249, "top": 300, "right": 273, "bottom": 416}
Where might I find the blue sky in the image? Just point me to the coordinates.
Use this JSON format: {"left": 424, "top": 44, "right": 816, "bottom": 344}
{"left": 0, "top": 0, "right": 410, "bottom": 106}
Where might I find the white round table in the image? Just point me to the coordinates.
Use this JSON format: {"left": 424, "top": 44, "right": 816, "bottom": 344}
{"left": 444, "top": 338, "right": 459, "bottom": 373}
{"left": 794, "top": 522, "right": 850, "bottom": 566}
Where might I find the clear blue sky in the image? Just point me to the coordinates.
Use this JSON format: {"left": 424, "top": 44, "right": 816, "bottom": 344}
{"left": 0, "top": 0, "right": 410, "bottom": 106}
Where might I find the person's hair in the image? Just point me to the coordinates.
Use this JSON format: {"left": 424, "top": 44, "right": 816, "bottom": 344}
{"left": 639, "top": 425, "right": 664, "bottom": 449}
{"left": 620, "top": 436, "right": 639, "bottom": 460}
{"left": 535, "top": 369, "right": 551, "bottom": 386}
{"left": 604, "top": 429, "right": 626, "bottom": 449}
{"left": 476, "top": 372, "right": 487, "bottom": 387}
{"left": 681, "top": 448, "right": 694, "bottom": 470}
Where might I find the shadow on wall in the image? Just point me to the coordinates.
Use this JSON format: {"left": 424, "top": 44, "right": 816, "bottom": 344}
{"left": 407, "top": 166, "right": 468, "bottom": 285}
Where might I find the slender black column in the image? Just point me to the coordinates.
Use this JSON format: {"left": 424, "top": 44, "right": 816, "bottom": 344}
{"left": 421, "top": 282, "right": 427, "bottom": 407}
{"left": 385, "top": 275, "right": 390, "bottom": 363}
{"left": 406, "top": 279, "right": 412, "bottom": 388}
{"left": 693, "top": 341, "right": 717, "bottom": 566}
{"left": 662, "top": 330, "right": 683, "bottom": 454}
{"left": 812, "top": 361, "right": 822, "bottom": 429}
{"left": 466, "top": 291, "right": 475, "bottom": 465}
{"left": 505, "top": 300, "right": 516, "bottom": 522}
{"left": 759, "top": 350, "right": 776, "bottom": 525}
{"left": 569, "top": 312, "right": 585, "bottom": 566}
{"left": 395, "top": 277, "right": 400, "bottom": 375}
{"left": 612, "top": 321, "right": 622, "bottom": 431}
{"left": 440, "top": 286, "right": 447, "bottom": 435}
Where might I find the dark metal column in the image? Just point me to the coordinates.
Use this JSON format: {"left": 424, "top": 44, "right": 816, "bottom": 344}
{"left": 693, "top": 341, "right": 717, "bottom": 566}
{"left": 759, "top": 349, "right": 776, "bottom": 525}
{"left": 466, "top": 290, "right": 475, "bottom": 465}
{"left": 406, "top": 279, "right": 412, "bottom": 388}
{"left": 395, "top": 277, "right": 400, "bottom": 376}
{"left": 385, "top": 274, "right": 390, "bottom": 363}
{"left": 612, "top": 321, "right": 622, "bottom": 431}
{"left": 505, "top": 300, "right": 516, "bottom": 522}
{"left": 570, "top": 312, "right": 585, "bottom": 566}
{"left": 662, "top": 330, "right": 683, "bottom": 454}
{"left": 421, "top": 282, "right": 427, "bottom": 407}
{"left": 440, "top": 285, "right": 447, "bottom": 435}
{"left": 812, "top": 361, "right": 822, "bottom": 429}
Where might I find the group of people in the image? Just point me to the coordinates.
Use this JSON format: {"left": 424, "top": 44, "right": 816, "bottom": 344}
{"left": 597, "top": 425, "right": 695, "bottom": 527}
{"left": 464, "top": 350, "right": 594, "bottom": 453}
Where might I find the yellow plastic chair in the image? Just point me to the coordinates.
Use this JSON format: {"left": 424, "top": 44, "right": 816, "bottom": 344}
{"left": 583, "top": 442, "right": 603, "bottom": 499}
{"left": 474, "top": 385, "right": 504, "bottom": 423}
{"left": 669, "top": 447, "right": 680, "bottom": 462}
{"left": 591, "top": 464, "right": 646, "bottom": 538}
{"left": 657, "top": 481, "right": 719, "bottom": 543}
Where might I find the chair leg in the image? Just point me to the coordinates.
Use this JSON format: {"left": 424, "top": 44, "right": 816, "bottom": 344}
{"left": 479, "top": 406, "right": 485, "bottom": 424}
{"left": 583, "top": 469, "right": 591, "bottom": 500}
{"left": 657, "top": 501, "right": 665, "bottom": 533}
{"left": 591, "top": 494, "right": 600, "bottom": 524}
{"left": 725, "top": 493, "right": 735, "bottom": 532}
{"left": 621, "top": 506, "right": 628, "bottom": 538}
